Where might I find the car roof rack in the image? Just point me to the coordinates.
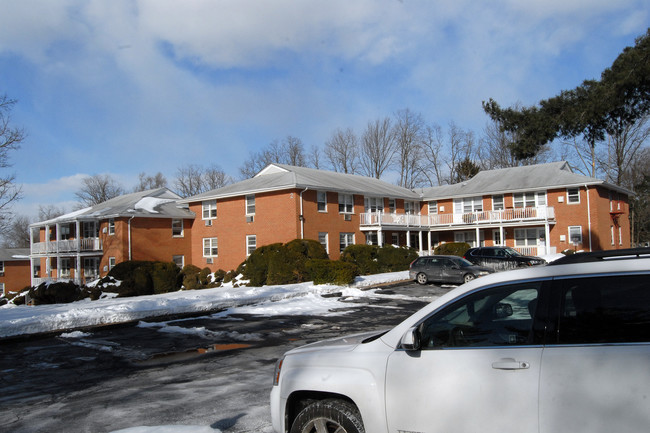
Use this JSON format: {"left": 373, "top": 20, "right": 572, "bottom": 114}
{"left": 548, "top": 247, "right": 650, "bottom": 265}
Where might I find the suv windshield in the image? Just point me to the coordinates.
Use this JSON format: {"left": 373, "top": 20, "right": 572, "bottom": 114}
{"left": 452, "top": 257, "right": 475, "bottom": 267}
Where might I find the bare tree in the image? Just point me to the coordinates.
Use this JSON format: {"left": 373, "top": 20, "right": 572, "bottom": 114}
{"left": 478, "top": 119, "right": 553, "bottom": 170}
{"left": 324, "top": 127, "right": 359, "bottom": 174}
{"left": 134, "top": 172, "right": 167, "bottom": 192}
{"left": 204, "top": 164, "right": 233, "bottom": 190}
{"left": 446, "top": 122, "right": 477, "bottom": 184}
{"left": 1, "top": 214, "right": 30, "bottom": 248}
{"left": 0, "top": 94, "right": 26, "bottom": 232}
{"left": 308, "top": 144, "right": 322, "bottom": 169}
{"left": 359, "top": 117, "right": 395, "bottom": 179}
{"left": 38, "top": 204, "right": 66, "bottom": 221}
{"left": 239, "top": 136, "right": 308, "bottom": 179}
{"left": 601, "top": 115, "right": 650, "bottom": 188}
{"left": 393, "top": 108, "right": 427, "bottom": 188}
{"left": 75, "top": 174, "right": 125, "bottom": 207}
{"left": 174, "top": 165, "right": 206, "bottom": 198}
{"left": 421, "top": 124, "right": 446, "bottom": 186}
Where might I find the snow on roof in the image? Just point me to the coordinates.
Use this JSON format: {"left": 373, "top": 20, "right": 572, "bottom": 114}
{"left": 30, "top": 188, "right": 194, "bottom": 227}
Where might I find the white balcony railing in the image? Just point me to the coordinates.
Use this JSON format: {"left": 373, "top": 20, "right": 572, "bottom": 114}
{"left": 360, "top": 206, "right": 555, "bottom": 228}
{"left": 30, "top": 237, "right": 103, "bottom": 255}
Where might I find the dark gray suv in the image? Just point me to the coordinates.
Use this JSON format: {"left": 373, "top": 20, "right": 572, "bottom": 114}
{"left": 409, "top": 255, "right": 494, "bottom": 285}
{"left": 464, "top": 246, "right": 546, "bottom": 270}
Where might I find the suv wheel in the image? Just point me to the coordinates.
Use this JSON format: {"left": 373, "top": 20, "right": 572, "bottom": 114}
{"left": 416, "top": 272, "right": 428, "bottom": 285}
{"left": 290, "top": 399, "right": 365, "bottom": 433}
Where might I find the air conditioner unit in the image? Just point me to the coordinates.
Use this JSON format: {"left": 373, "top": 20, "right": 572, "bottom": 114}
{"left": 205, "top": 219, "right": 212, "bottom": 226}
{"left": 246, "top": 215, "right": 254, "bottom": 223}
{"left": 344, "top": 214, "right": 352, "bottom": 221}
{"left": 206, "top": 258, "right": 213, "bottom": 264}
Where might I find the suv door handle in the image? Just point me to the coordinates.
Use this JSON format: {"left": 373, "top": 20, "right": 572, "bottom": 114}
{"left": 492, "top": 358, "right": 530, "bottom": 370}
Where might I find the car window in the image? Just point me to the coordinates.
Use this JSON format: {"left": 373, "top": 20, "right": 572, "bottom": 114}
{"left": 418, "top": 282, "right": 541, "bottom": 349}
{"left": 556, "top": 274, "right": 650, "bottom": 344}
{"left": 483, "top": 249, "right": 495, "bottom": 257}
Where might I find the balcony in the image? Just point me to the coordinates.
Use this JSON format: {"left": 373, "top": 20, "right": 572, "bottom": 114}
{"left": 360, "top": 206, "right": 555, "bottom": 229}
{"left": 31, "top": 237, "right": 103, "bottom": 255}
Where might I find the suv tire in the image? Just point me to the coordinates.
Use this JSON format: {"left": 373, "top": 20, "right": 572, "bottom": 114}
{"left": 290, "top": 399, "right": 365, "bottom": 433}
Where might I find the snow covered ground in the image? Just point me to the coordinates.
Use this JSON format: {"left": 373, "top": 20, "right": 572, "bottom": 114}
{"left": 0, "top": 271, "right": 411, "bottom": 339}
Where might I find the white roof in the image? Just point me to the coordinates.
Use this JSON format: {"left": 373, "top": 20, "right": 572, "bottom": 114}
{"left": 181, "top": 164, "right": 422, "bottom": 202}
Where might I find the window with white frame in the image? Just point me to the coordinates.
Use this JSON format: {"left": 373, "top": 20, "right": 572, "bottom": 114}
{"left": 83, "top": 258, "right": 99, "bottom": 278}
{"left": 109, "top": 257, "right": 116, "bottom": 270}
{"left": 318, "top": 232, "right": 329, "bottom": 254}
{"left": 428, "top": 201, "right": 438, "bottom": 214}
{"left": 60, "top": 225, "right": 71, "bottom": 240}
{"left": 515, "top": 228, "right": 544, "bottom": 247}
{"left": 492, "top": 195, "right": 504, "bottom": 211}
{"left": 60, "top": 258, "right": 71, "bottom": 277}
{"left": 245, "top": 195, "right": 256, "bottom": 215}
{"left": 108, "top": 219, "right": 115, "bottom": 235}
{"left": 202, "top": 200, "right": 217, "bottom": 219}
{"left": 0, "top": 261, "right": 4, "bottom": 275}
{"left": 172, "top": 219, "right": 184, "bottom": 237}
{"left": 454, "top": 231, "right": 482, "bottom": 247}
{"left": 619, "top": 226, "right": 623, "bottom": 246}
{"left": 492, "top": 230, "right": 502, "bottom": 245}
{"left": 454, "top": 197, "right": 482, "bottom": 214}
{"left": 513, "top": 191, "right": 546, "bottom": 208}
{"left": 246, "top": 235, "right": 257, "bottom": 256}
{"left": 339, "top": 232, "right": 355, "bottom": 252}
{"left": 567, "top": 188, "right": 580, "bottom": 204}
{"left": 317, "top": 191, "right": 327, "bottom": 212}
{"left": 611, "top": 226, "right": 615, "bottom": 246}
{"left": 404, "top": 201, "right": 418, "bottom": 215}
{"left": 569, "top": 226, "right": 583, "bottom": 245}
{"left": 0, "top": 283, "right": 5, "bottom": 296}
{"left": 173, "top": 255, "right": 184, "bottom": 268}
{"left": 391, "top": 233, "right": 399, "bottom": 246}
{"left": 388, "top": 199, "right": 396, "bottom": 213}
{"left": 364, "top": 197, "right": 384, "bottom": 212}
{"left": 83, "top": 221, "right": 98, "bottom": 238}
{"left": 338, "top": 193, "right": 354, "bottom": 213}
{"left": 203, "top": 237, "right": 218, "bottom": 257}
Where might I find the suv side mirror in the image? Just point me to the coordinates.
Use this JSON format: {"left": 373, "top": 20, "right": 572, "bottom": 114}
{"left": 400, "top": 326, "right": 421, "bottom": 351}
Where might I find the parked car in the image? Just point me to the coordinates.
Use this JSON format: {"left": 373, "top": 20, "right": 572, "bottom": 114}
{"left": 271, "top": 248, "right": 650, "bottom": 433}
{"left": 409, "top": 255, "right": 494, "bottom": 285}
{"left": 464, "top": 246, "right": 546, "bottom": 269}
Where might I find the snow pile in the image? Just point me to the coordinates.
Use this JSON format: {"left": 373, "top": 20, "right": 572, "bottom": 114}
{"left": 0, "top": 271, "right": 410, "bottom": 338}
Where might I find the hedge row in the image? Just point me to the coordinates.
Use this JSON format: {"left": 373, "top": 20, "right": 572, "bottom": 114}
{"left": 340, "top": 244, "right": 419, "bottom": 275}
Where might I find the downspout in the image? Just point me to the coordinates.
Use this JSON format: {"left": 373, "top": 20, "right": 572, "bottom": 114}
{"left": 585, "top": 184, "right": 592, "bottom": 251}
{"left": 299, "top": 187, "right": 309, "bottom": 239}
{"left": 128, "top": 215, "right": 136, "bottom": 260}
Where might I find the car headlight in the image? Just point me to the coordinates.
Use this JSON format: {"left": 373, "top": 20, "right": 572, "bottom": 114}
{"left": 478, "top": 271, "right": 490, "bottom": 277}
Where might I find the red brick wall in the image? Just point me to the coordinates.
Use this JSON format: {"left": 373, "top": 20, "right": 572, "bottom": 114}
{"left": 1, "top": 259, "right": 31, "bottom": 297}
{"left": 189, "top": 190, "right": 302, "bottom": 272}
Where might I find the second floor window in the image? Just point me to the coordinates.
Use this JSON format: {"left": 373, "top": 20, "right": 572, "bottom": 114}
{"left": 339, "top": 193, "right": 353, "bottom": 213}
{"left": 567, "top": 188, "right": 580, "bottom": 204}
{"left": 0, "top": 261, "right": 4, "bottom": 275}
{"left": 172, "top": 219, "right": 183, "bottom": 237}
{"left": 202, "top": 200, "right": 217, "bottom": 219}
{"left": 108, "top": 219, "right": 115, "bottom": 235}
{"left": 246, "top": 195, "right": 256, "bottom": 215}
{"left": 492, "top": 195, "right": 504, "bottom": 211}
{"left": 364, "top": 197, "right": 383, "bottom": 213}
{"left": 404, "top": 201, "right": 418, "bottom": 215}
{"left": 428, "top": 201, "right": 438, "bottom": 214}
{"left": 454, "top": 197, "right": 482, "bottom": 214}
{"left": 317, "top": 191, "right": 327, "bottom": 212}
{"left": 203, "top": 238, "right": 218, "bottom": 257}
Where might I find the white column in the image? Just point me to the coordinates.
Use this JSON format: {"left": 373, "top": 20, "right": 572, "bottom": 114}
{"left": 406, "top": 230, "right": 411, "bottom": 248}
{"left": 418, "top": 231, "right": 423, "bottom": 255}
{"left": 378, "top": 229, "right": 383, "bottom": 247}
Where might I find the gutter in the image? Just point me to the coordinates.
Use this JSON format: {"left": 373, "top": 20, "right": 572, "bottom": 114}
{"left": 299, "top": 187, "right": 309, "bottom": 239}
{"left": 585, "top": 184, "right": 592, "bottom": 251}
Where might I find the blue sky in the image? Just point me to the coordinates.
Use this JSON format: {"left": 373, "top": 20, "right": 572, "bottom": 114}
{"left": 1, "top": 0, "right": 648, "bottom": 218}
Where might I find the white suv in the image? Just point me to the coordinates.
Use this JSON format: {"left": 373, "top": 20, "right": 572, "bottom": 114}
{"left": 270, "top": 248, "right": 650, "bottom": 433}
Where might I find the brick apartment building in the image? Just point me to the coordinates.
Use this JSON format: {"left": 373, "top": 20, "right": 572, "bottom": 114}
{"left": 181, "top": 161, "right": 631, "bottom": 272}
{"left": 24, "top": 161, "right": 631, "bottom": 287}
{"left": 0, "top": 248, "right": 31, "bottom": 298}
{"left": 28, "top": 188, "right": 195, "bottom": 287}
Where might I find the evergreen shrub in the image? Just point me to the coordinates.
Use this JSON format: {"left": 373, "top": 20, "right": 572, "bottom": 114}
{"left": 305, "top": 259, "right": 359, "bottom": 285}
{"left": 376, "top": 245, "right": 419, "bottom": 272}
{"left": 340, "top": 244, "right": 380, "bottom": 275}
{"left": 433, "top": 242, "right": 471, "bottom": 257}
{"left": 152, "top": 262, "right": 181, "bottom": 294}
